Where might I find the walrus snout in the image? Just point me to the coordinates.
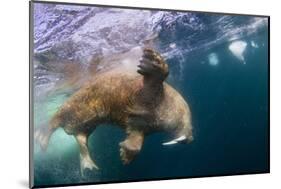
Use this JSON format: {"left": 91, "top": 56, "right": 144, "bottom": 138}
{"left": 186, "top": 134, "right": 194, "bottom": 143}
{"left": 185, "top": 127, "right": 194, "bottom": 144}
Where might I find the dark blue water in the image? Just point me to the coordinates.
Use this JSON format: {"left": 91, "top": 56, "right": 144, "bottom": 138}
{"left": 33, "top": 9, "right": 269, "bottom": 187}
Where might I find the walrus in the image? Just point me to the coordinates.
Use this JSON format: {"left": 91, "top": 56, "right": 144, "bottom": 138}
{"left": 35, "top": 47, "right": 193, "bottom": 173}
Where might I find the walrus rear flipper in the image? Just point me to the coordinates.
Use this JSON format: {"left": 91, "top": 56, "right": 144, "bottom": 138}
{"left": 34, "top": 123, "right": 58, "bottom": 151}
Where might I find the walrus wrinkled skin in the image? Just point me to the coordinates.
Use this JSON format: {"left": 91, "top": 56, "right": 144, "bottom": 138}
{"left": 35, "top": 47, "right": 193, "bottom": 173}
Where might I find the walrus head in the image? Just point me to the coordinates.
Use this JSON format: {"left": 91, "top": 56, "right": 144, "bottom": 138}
{"left": 162, "top": 102, "right": 194, "bottom": 146}
{"left": 137, "top": 48, "right": 169, "bottom": 81}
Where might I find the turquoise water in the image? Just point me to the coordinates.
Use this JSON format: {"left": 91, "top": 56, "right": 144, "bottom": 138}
{"left": 33, "top": 8, "right": 269, "bottom": 187}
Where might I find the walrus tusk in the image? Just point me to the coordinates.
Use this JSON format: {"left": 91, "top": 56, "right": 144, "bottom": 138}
{"left": 162, "top": 135, "right": 187, "bottom": 146}
{"left": 162, "top": 140, "right": 178, "bottom": 146}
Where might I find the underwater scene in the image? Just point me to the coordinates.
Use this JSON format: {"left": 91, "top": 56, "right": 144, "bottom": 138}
{"left": 31, "top": 2, "right": 269, "bottom": 187}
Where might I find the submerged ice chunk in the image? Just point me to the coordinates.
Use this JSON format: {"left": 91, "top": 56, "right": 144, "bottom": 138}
{"left": 251, "top": 41, "right": 259, "bottom": 48}
{"left": 228, "top": 41, "right": 247, "bottom": 64}
{"left": 208, "top": 53, "right": 219, "bottom": 66}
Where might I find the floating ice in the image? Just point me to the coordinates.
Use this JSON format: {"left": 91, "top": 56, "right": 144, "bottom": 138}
{"left": 228, "top": 41, "right": 247, "bottom": 64}
{"left": 169, "top": 43, "right": 177, "bottom": 49}
{"left": 251, "top": 41, "right": 259, "bottom": 48}
{"left": 208, "top": 53, "right": 219, "bottom": 66}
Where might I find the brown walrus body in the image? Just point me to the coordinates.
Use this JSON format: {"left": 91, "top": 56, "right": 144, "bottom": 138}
{"left": 35, "top": 47, "right": 193, "bottom": 173}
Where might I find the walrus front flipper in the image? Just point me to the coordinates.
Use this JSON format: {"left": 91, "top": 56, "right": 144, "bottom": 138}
{"left": 75, "top": 133, "right": 99, "bottom": 176}
{"left": 119, "top": 131, "right": 144, "bottom": 164}
{"left": 137, "top": 48, "right": 169, "bottom": 81}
